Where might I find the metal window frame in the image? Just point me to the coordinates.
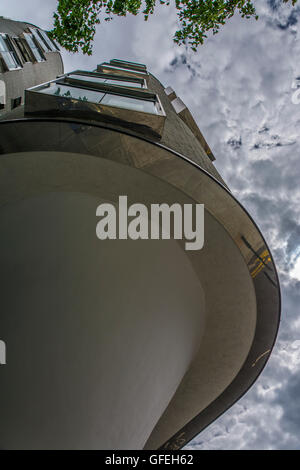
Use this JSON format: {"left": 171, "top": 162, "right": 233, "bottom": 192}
{"left": 0, "top": 33, "right": 22, "bottom": 71}
{"left": 27, "top": 78, "right": 164, "bottom": 114}
{"left": 22, "top": 32, "right": 46, "bottom": 63}
{"left": 25, "top": 77, "right": 166, "bottom": 137}
{"left": 110, "top": 59, "right": 147, "bottom": 72}
{"left": 29, "top": 28, "right": 51, "bottom": 53}
{"left": 97, "top": 63, "right": 149, "bottom": 83}
{"left": 68, "top": 69, "right": 147, "bottom": 89}
{"left": 10, "top": 36, "right": 31, "bottom": 64}
{"left": 59, "top": 76, "right": 163, "bottom": 114}
{"left": 37, "top": 29, "right": 58, "bottom": 52}
{"left": 48, "top": 34, "right": 60, "bottom": 51}
{"left": 61, "top": 73, "right": 154, "bottom": 103}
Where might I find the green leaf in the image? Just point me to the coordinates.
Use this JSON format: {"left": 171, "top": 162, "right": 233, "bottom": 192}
{"left": 50, "top": 0, "right": 298, "bottom": 55}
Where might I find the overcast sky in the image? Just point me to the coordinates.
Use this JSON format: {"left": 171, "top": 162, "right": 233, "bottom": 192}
{"left": 1, "top": 0, "right": 300, "bottom": 450}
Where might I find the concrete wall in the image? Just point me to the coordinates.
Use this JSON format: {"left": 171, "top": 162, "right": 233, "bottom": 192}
{"left": 0, "top": 52, "right": 63, "bottom": 112}
{"left": 0, "top": 17, "right": 63, "bottom": 113}
{"left": 0, "top": 152, "right": 206, "bottom": 449}
{"left": 147, "top": 74, "right": 228, "bottom": 188}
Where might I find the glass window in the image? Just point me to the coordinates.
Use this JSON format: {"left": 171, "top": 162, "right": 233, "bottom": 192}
{"left": 33, "top": 81, "right": 159, "bottom": 115}
{"left": 68, "top": 74, "right": 143, "bottom": 88}
{"left": 0, "top": 34, "right": 22, "bottom": 70}
{"left": 101, "top": 64, "right": 146, "bottom": 76}
{"left": 48, "top": 35, "right": 60, "bottom": 51}
{"left": 104, "top": 79, "right": 143, "bottom": 88}
{"left": 12, "top": 37, "right": 31, "bottom": 63}
{"left": 29, "top": 28, "right": 51, "bottom": 52}
{"left": 100, "top": 94, "right": 158, "bottom": 114}
{"left": 37, "top": 30, "right": 57, "bottom": 52}
{"left": 39, "top": 83, "right": 105, "bottom": 103}
{"left": 68, "top": 74, "right": 107, "bottom": 84}
{"left": 110, "top": 59, "right": 147, "bottom": 72}
{"left": 29, "top": 28, "right": 50, "bottom": 52}
{"left": 23, "top": 33, "right": 45, "bottom": 62}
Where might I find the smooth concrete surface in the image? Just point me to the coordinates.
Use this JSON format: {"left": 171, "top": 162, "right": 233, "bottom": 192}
{"left": 0, "top": 150, "right": 257, "bottom": 449}
{"left": 145, "top": 209, "right": 257, "bottom": 447}
{"left": 0, "top": 190, "right": 205, "bottom": 449}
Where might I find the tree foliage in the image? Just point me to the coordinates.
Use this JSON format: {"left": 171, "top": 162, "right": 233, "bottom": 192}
{"left": 49, "top": 0, "right": 298, "bottom": 55}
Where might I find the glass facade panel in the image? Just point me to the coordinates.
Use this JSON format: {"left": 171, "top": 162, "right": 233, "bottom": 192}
{"left": 13, "top": 38, "right": 30, "bottom": 62}
{"left": 0, "top": 36, "right": 6, "bottom": 52}
{"left": 49, "top": 36, "right": 60, "bottom": 51}
{"left": 105, "top": 79, "right": 143, "bottom": 88}
{"left": 38, "top": 30, "right": 57, "bottom": 51}
{"left": 1, "top": 51, "right": 18, "bottom": 69}
{"left": 68, "top": 74, "right": 143, "bottom": 88}
{"left": 39, "top": 83, "right": 105, "bottom": 103}
{"left": 29, "top": 28, "right": 49, "bottom": 52}
{"left": 102, "top": 64, "right": 146, "bottom": 76}
{"left": 101, "top": 94, "right": 157, "bottom": 114}
{"left": 0, "top": 35, "right": 21, "bottom": 69}
{"left": 36, "top": 30, "right": 52, "bottom": 52}
{"left": 68, "top": 74, "right": 107, "bottom": 84}
{"left": 110, "top": 59, "right": 147, "bottom": 71}
{"left": 23, "top": 33, "right": 45, "bottom": 62}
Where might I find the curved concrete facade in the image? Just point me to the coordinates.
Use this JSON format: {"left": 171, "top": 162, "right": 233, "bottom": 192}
{"left": 0, "top": 56, "right": 280, "bottom": 449}
{"left": 0, "top": 136, "right": 272, "bottom": 449}
{"left": 0, "top": 151, "right": 207, "bottom": 449}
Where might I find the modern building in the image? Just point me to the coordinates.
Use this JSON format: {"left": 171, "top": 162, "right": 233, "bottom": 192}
{"left": 0, "top": 17, "right": 63, "bottom": 114}
{"left": 0, "top": 54, "right": 280, "bottom": 449}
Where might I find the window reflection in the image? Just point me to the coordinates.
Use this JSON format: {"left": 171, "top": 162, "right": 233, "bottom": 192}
{"left": 38, "top": 30, "right": 57, "bottom": 51}
{"left": 23, "top": 33, "right": 45, "bottom": 62}
{"left": 110, "top": 59, "right": 147, "bottom": 71}
{"left": 68, "top": 74, "right": 107, "bottom": 84}
{"left": 40, "top": 84, "right": 105, "bottom": 103}
{"left": 32, "top": 75, "right": 160, "bottom": 116}
{"left": 68, "top": 74, "right": 143, "bottom": 88}
{"left": 101, "top": 94, "right": 158, "bottom": 114}
{"left": 101, "top": 64, "right": 146, "bottom": 76}
{"left": 29, "top": 28, "right": 50, "bottom": 53}
{"left": 0, "top": 35, "right": 22, "bottom": 70}
{"left": 105, "top": 79, "right": 143, "bottom": 88}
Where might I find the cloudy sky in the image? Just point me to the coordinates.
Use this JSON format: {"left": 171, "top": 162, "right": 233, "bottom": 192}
{"left": 2, "top": 0, "right": 300, "bottom": 450}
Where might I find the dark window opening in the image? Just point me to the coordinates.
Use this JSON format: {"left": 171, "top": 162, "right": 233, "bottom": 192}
{"left": 12, "top": 37, "right": 31, "bottom": 63}
{"left": 11, "top": 96, "right": 22, "bottom": 109}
